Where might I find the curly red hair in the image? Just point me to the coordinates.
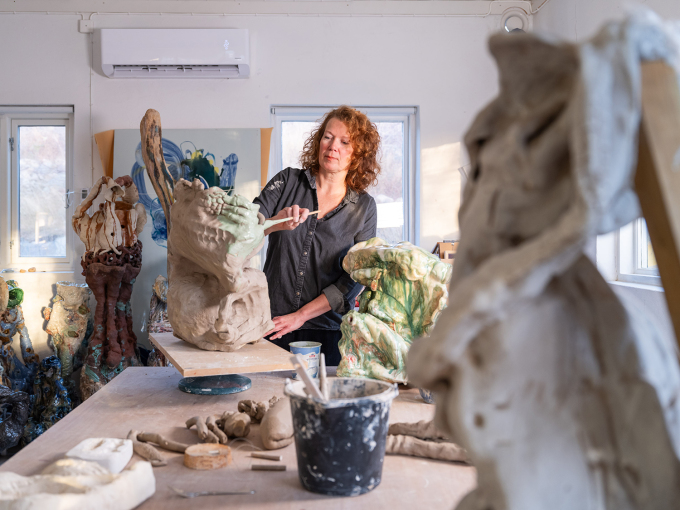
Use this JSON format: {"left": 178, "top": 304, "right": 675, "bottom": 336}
{"left": 299, "top": 106, "right": 381, "bottom": 194}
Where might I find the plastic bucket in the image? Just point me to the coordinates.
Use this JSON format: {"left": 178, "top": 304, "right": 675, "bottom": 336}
{"left": 289, "top": 341, "right": 321, "bottom": 378}
{"left": 284, "top": 377, "right": 398, "bottom": 496}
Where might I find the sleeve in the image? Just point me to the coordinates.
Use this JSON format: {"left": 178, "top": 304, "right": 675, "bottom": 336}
{"left": 252, "top": 169, "right": 289, "bottom": 219}
{"left": 322, "top": 197, "right": 378, "bottom": 314}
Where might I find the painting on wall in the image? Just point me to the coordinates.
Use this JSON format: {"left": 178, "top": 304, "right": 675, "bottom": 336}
{"left": 112, "top": 128, "right": 269, "bottom": 346}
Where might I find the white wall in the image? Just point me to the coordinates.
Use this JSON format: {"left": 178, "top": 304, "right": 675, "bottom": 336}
{"left": 1, "top": 9, "right": 506, "bottom": 355}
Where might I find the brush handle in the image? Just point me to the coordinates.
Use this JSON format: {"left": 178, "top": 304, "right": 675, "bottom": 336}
{"left": 262, "top": 210, "right": 320, "bottom": 231}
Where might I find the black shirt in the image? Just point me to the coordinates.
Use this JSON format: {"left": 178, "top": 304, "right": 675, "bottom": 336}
{"left": 253, "top": 168, "right": 377, "bottom": 330}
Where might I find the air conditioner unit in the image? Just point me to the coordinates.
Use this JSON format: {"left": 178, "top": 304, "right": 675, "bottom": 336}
{"left": 100, "top": 29, "right": 249, "bottom": 79}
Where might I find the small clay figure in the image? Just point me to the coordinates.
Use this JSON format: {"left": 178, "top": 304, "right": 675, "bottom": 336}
{"left": 186, "top": 416, "right": 220, "bottom": 444}
{"left": 44, "top": 281, "right": 93, "bottom": 400}
{"left": 238, "top": 396, "right": 279, "bottom": 423}
{"left": 217, "top": 411, "right": 251, "bottom": 438}
{"left": 128, "top": 430, "right": 166, "bottom": 467}
{"left": 0, "top": 277, "right": 39, "bottom": 394}
{"left": 260, "top": 397, "right": 293, "bottom": 450}
{"left": 337, "top": 239, "right": 452, "bottom": 383}
{"left": 385, "top": 420, "right": 469, "bottom": 463}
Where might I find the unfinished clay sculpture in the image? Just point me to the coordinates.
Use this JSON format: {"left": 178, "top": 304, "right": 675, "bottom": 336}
{"left": 44, "top": 281, "right": 93, "bottom": 400}
{"left": 260, "top": 397, "right": 293, "bottom": 450}
{"left": 0, "top": 458, "right": 155, "bottom": 509}
{"left": 337, "top": 238, "right": 452, "bottom": 383}
{"left": 386, "top": 420, "right": 469, "bottom": 463}
{"left": 0, "top": 277, "right": 39, "bottom": 393}
{"left": 72, "top": 176, "right": 146, "bottom": 400}
{"left": 408, "top": 12, "right": 680, "bottom": 510}
{"left": 167, "top": 179, "right": 275, "bottom": 351}
{"left": 238, "top": 396, "right": 280, "bottom": 422}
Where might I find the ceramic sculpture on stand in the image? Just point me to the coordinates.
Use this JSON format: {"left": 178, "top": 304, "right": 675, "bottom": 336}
{"left": 167, "top": 179, "right": 275, "bottom": 351}
{"left": 43, "top": 282, "right": 93, "bottom": 401}
{"left": 337, "top": 238, "right": 451, "bottom": 383}
{"left": 0, "top": 277, "right": 39, "bottom": 393}
{"left": 72, "top": 175, "right": 147, "bottom": 400}
{"left": 408, "top": 13, "right": 680, "bottom": 510}
{"left": 0, "top": 385, "right": 30, "bottom": 453}
{"left": 140, "top": 109, "right": 277, "bottom": 352}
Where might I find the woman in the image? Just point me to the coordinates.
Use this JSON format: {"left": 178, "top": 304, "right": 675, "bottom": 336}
{"left": 253, "top": 106, "right": 380, "bottom": 365}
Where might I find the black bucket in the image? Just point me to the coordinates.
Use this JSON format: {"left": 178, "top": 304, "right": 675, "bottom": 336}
{"left": 284, "top": 377, "right": 398, "bottom": 497}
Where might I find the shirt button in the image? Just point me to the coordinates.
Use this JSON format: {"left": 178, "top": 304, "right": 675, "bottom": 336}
{"left": 303, "top": 251, "right": 308, "bottom": 255}
{"left": 296, "top": 292, "right": 300, "bottom": 296}
{"left": 299, "top": 271, "right": 304, "bottom": 275}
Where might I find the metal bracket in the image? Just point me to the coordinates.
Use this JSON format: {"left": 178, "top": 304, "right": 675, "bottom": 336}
{"left": 9, "top": 137, "right": 14, "bottom": 152}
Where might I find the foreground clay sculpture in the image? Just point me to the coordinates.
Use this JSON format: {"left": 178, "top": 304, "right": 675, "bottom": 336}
{"left": 337, "top": 239, "right": 451, "bottom": 383}
{"left": 0, "top": 458, "right": 155, "bottom": 509}
{"left": 72, "top": 176, "right": 147, "bottom": 400}
{"left": 408, "top": 12, "right": 680, "bottom": 510}
{"left": 167, "top": 179, "right": 275, "bottom": 350}
{"left": 140, "top": 109, "right": 276, "bottom": 351}
{"left": 0, "top": 277, "right": 39, "bottom": 393}
{"left": 43, "top": 281, "right": 93, "bottom": 400}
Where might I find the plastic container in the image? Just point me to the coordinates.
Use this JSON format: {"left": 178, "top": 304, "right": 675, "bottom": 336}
{"left": 284, "top": 377, "right": 398, "bottom": 496}
{"left": 289, "top": 341, "right": 321, "bottom": 378}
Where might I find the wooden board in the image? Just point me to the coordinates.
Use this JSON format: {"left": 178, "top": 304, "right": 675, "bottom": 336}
{"left": 0, "top": 368, "right": 476, "bottom": 509}
{"left": 149, "top": 332, "right": 295, "bottom": 377}
{"left": 636, "top": 61, "right": 680, "bottom": 351}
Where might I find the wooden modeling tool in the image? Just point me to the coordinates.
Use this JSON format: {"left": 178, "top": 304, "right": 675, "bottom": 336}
{"left": 262, "top": 210, "right": 319, "bottom": 230}
{"left": 319, "top": 353, "right": 330, "bottom": 401}
{"left": 250, "top": 452, "right": 282, "bottom": 461}
{"left": 278, "top": 209, "right": 320, "bottom": 222}
{"left": 252, "top": 464, "right": 286, "bottom": 471}
{"left": 291, "top": 354, "right": 326, "bottom": 401}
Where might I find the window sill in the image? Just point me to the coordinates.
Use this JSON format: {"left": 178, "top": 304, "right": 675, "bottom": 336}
{"left": 0, "top": 269, "right": 76, "bottom": 276}
{"left": 609, "top": 280, "right": 664, "bottom": 293}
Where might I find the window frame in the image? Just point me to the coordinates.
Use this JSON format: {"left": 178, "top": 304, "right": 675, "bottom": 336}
{"left": 270, "top": 105, "right": 420, "bottom": 245}
{"left": 0, "top": 107, "right": 75, "bottom": 271}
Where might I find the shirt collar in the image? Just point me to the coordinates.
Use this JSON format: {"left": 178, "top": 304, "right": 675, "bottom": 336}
{"left": 304, "top": 168, "right": 359, "bottom": 204}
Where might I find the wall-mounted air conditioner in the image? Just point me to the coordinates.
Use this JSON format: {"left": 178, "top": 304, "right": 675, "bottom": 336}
{"left": 100, "top": 29, "right": 249, "bottom": 79}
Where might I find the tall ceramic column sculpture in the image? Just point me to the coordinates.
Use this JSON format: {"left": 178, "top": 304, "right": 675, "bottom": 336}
{"left": 72, "top": 175, "right": 147, "bottom": 400}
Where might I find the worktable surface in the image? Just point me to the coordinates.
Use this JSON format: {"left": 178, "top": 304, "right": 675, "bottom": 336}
{"left": 1, "top": 367, "right": 476, "bottom": 509}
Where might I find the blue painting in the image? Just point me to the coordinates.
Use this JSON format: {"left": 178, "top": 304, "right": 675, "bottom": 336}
{"left": 130, "top": 138, "right": 239, "bottom": 247}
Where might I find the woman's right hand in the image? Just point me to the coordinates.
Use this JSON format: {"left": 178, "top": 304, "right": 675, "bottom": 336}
{"left": 265, "top": 205, "right": 310, "bottom": 235}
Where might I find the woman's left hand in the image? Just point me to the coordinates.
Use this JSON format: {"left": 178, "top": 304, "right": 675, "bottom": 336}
{"left": 267, "top": 312, "right": 306, "bottom": 340}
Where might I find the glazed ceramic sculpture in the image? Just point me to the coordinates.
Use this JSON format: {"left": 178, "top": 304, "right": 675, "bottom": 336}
{"left": 408, "top": 12, "right": 680, "bottom": 510}
{"left": 44, "top": 282, "right": 93, "bottom": 400}
{"left": 72, "top": 176, "right": 147, "bottom": 400}
{"left": 336, "top": 238, "right": 451, "bottom": 383}
{"left": 167, "top": 179, "right": 275, "bottom": 351}
{"left": 22, "top": 356, "right": 72, "bottom": 445}
{"left": 146, "top": 275, "right": 172, "bottom": 367}
{"left": 0, "top": 277, "right": 39, "bottom": 393}
{"left": 0, "top": 385, "right": 30, "bottom": 452}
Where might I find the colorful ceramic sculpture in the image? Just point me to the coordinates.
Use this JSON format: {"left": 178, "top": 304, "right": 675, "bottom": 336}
{"left": 0, "top": 385, "right": 30, "bottom": 452}
{"left": 44, "top": 282, "right": 93, "bottom": 400}
{"left": 146, "top": 275, "right": 172, "bottom": 367}
{"left": 22, "top": 356, "right": 72, "bottom": 445}
{"left": 0, "top": 277, "right": 39, "bottom": 394}
{"left": 72, "top": 176, "right": 147, "bottom": 400}
{"left": 337, "top": 238, "right": 452, "bottom": 383}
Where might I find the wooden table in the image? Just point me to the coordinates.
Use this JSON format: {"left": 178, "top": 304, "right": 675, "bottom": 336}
{"left": 149, "top": 332, "right": 294, "bottom": 377}
{"left": 0, "top": 368, "right": 476, "bottom": 509}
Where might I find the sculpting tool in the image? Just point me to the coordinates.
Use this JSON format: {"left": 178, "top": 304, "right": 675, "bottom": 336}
{"left": 290, "top": 354, "right": 326, "bottom": 401}
{"left": 252, "top": 464, "right": 286, "bottom": 471}
{"left": 278, "top": 209, "right": 320, "bottom": 222}
{"left": 319, "top": 353, "right": 329, "bottom": 401}
{"left": 261, "top": 210, "right": 319, "bottom": 230}
{"left": 171, "top": 487, "right": 255, "bottom": 498}
{"left": 250, "top": 452, "right": 282, "bottom": 461}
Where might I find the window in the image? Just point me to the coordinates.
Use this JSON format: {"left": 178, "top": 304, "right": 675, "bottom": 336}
{"left": 271, "top": 106, "right": 419, "bottom": 245}
{"left": 0, "top": 107, "right": 74, "bottom": 270}
{"left": 617, "top": 218, "right": 661, "bottom": 286}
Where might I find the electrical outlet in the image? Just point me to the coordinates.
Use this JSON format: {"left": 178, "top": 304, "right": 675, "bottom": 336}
{"left": 79, "top": 20, "right": 93, "bottom": 34}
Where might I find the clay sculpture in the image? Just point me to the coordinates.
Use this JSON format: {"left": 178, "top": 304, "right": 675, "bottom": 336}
{"left": 0, "top": 385, "right": 30, "bottom": 452}
{"left": 238, "top": 396, "right": 280, "bottom": 423}
{"left": 146, "top": 275, "right": 172, "bottom": 367}
{"left": 72, "top": 176, "right": 147, "bottom": 400}
{"left": 22, "top": 356, "right": 72, "bottom": 445}
{"left": 408, "top": 12, "right": 680, "bottom": 510}
{"left": 337, "top": 238, "right": 452, "bottom": 383}
{"left": 43, "top": 281, "right": 93, "bottom": 400}
{"left": 0, "top": 277, "right": 39, "bottom": 393}
{"left": 0, "top": 458, "right": 155, "bottom": 509}
{"left": 260, "top": 397, "right": 294, "bottom": 450}
{"left": 386, "top": 420, "right": 469, "bottom": 463}
{"left": 167, "top": 179, "right": 275, "bottom": 351}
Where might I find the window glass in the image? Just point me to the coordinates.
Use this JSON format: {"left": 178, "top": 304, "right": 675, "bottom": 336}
{"left": 18, "top": 125, "right": 67, "bottom": 257}
{"left": 281, "top": 120, "right": 405, "bottom": 244}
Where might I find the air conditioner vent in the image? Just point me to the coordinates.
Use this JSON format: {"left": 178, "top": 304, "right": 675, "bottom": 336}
{"left": 111, "top": 64, "right": 244, "bottom": 79}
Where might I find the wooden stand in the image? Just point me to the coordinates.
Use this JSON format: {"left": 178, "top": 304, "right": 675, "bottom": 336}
{"left": 149, "top": 332, "right": 294, "bottom": 394}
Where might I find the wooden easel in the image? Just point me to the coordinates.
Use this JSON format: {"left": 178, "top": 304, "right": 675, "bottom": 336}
{"left": 635, "top": 61, "right": 680, "bottom": 352}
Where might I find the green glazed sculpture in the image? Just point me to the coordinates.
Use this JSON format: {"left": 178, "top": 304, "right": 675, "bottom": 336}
{"left": 337, "top": 238, "right": 452, "bottom": 383}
